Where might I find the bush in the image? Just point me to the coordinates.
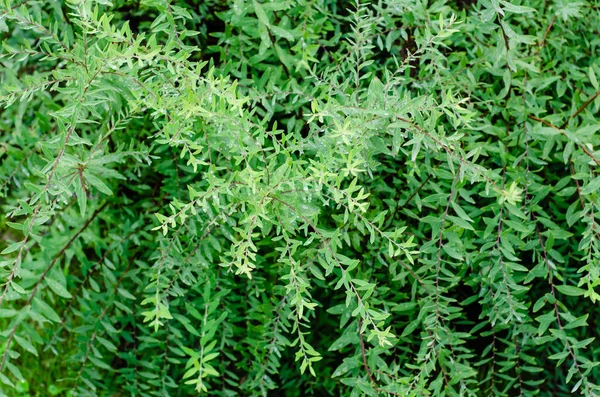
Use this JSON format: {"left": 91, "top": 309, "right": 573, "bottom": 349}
{"left": 1, "top": 0, "right": 600, "bottom": 395}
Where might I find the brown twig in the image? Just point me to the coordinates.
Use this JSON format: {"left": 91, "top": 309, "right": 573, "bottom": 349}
{"left": 560, "top": 90, "right": 600, "bottom": 129}
{"left": 358, "top": 318, "right": 376, "bottom": 385}
{"left": 538, "top": 15, "right": 556, "bottom": 50}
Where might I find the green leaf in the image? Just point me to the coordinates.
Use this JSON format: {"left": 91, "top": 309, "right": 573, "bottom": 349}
{"left": 270, "top": 25, "right": 294, "bottom": 41}
{"left": 203, "top": 363, "right": 219, "bottom": 377}
{"left": 75, "top": 179, "right": 87, "bottom": 217}
{"left": 447, "top": 215, "right": 474, "bottom": 230}
{"left": 564, "top": 314, "right": 588, "bottom": 330}
{"left": 33, "top": 298, "right": 61, "bottom": 322}
{"left": 548, "top": 350, "right": 569, "bottom": 361}
{"left": 581, "top": 177, "right": 600, "bottom": 195}
{"left": 499, "top": 0, "right": 536, "bottom": 14}
{"left": 1, "top": 241, "right": 23, "bottom": 255}
{"left": 118, "top": 288, "right": 136, "bottom": 300}
{"left": 590, "top": 66, "right": 599, "bottom": 91}
{"left": 536, "top": 311, "right": 555, "bottom": 336}
{"left": 401, "top": 319, "right": 421, "bottom": 337}
{"left": 46, "top": 278, "right": 72, "bottom": 299}
{"left": 84, "top": 172, "right": 113, "bottom": 195}
{"left": 532, "top": 296, "right": 546, "bottom": 313}
{"left": 0, "top": 373, "right": 15, "bottom": 388}
{"left": 203, "top": 352, "right": 219, "bottom": 362}
{"left": 555, "top": 285, "right": 585, "bottom": 297}
{"left": 252, "top": 0, "right": 269, "bottom": 25}
{"left": 97, "top": 336, "right": 118, "bottom": 352}
{"left": 0, "top": 309, "right": 18, "bottom": 318}
{"left": 14, "top": 335, "right": 37, "bottom": 356}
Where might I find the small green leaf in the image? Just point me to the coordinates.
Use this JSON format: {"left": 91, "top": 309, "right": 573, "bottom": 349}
{"left": 270, "top": 25, "right": 294, "bottom": 41}
{"left": 536, "top": 311, "right": 555, "bottom": 336}
{"left": 499, "top": 0, "right": 536, "bottom": 13}
{"left": 46, "top": 278, "right": 72, "bottom": 299}
{"left": 564, "top": 314, "right": 588, "bottom": 330}
{"left": 555, "top": 285, "right": 585, "bottom": 297}
{"left": 447, "top": 215, "right": 474, "bottom": 230}
{"left": 532, "top": 296, "right": 546, "bottom": 313}
{"left": 252, "top": 0, "right": 269, "bottom": 25}
{"left": 33, "top": 298, "right": 61, "bottom": 323}
{"left": 0, "top": 309, "right": 18, "bottom": 318}
{"left": 2, "top": 241, "right": 23, "bottom": 255}
{"left": 84, "top": 172, "right": 113, "bottom": 195}
{"left": 548, "top": 350, "right": 569, "bottom": 361}
{"left": 14, "top": 335, "right": 37, "bottom": 356}
{"left": 581, "top": 177, "right": 600, "bottom": 195}
{"left": 74, "top": 179, "right": 87, "bottom": 217}
{"left": 590, "top": 66, "right": 599, "bottom": 91}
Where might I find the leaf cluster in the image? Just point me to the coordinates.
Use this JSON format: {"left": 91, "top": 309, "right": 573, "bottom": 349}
{"left": 1, "top": 0, "right": 600, "bottom": 396}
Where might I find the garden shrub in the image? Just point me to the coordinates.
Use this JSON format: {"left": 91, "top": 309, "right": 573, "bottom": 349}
{"left": 1, "top": 0, "right": 600, "bottom": 395}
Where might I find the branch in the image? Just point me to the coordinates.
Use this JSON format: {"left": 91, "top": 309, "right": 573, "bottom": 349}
{"left": 1, "top": 201, "right": 108, "bottom": 371}
{"left": 358, "top": 318, "right": 376, "bottom": 385}
{"left": 528, "top": 115, "right": 600, "bottom": 166}
{"left": 560, "top": 90, "right": 600, "bottom": 129}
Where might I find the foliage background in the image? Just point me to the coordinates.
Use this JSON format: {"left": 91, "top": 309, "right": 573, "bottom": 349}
{"left": 1, "top": 0, "right": 600, "bottom": 395}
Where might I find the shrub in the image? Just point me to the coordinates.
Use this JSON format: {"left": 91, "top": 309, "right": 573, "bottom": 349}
{"left": 1, "top": 0, "right": 600, "bottom": 395}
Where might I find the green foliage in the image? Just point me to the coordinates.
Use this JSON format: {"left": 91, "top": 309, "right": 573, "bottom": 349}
{"left": 1, "top": 0, "right": 600, "bottom": 395}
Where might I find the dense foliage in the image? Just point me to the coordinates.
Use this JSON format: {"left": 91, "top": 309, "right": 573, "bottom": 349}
{"left": 1, "top": 0, "right": 600, "bottom": 395}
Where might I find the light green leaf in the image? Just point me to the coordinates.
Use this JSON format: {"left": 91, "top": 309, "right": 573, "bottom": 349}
{"left": 84, "top": 172, "right": 113, "bottom": 195}
{"left": 581, "top": 177, "right": 600, "bottom": 195}
{"left": 14, "top": 335, "right": 37, "bottom": 356}
{"left": 2, "top": 241, "right": 23, "bottom": 255}
{"left": 270, "top": 25, "right": 294, "bottom": 41}
{"left": 252, "top": 0, "right": 269, "bottom": 25}
{"left": 46, "top": 278, "right": 72, "bottom": 299}
{"left": 555, "top": 285, "right": 585, "bottom": 297}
